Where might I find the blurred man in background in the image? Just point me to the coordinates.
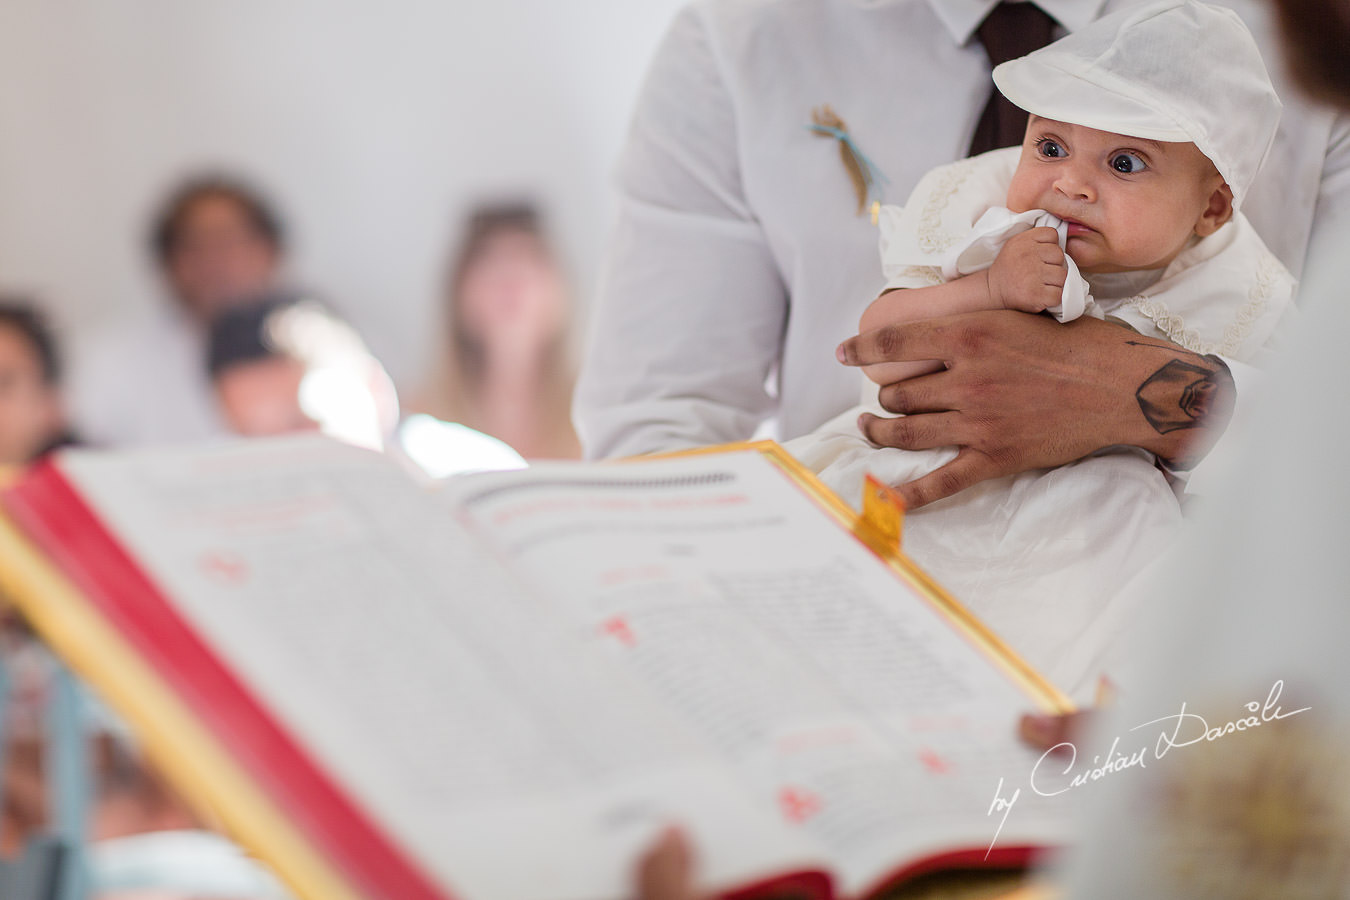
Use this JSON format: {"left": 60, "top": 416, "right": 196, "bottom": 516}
{"left": 69, "top": 176, "right": 287, "bottom": 447}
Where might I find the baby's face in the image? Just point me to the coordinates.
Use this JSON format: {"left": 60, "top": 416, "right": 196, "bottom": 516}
{"left": 1005, "top": 117, "right": 1231, "bottom": 274}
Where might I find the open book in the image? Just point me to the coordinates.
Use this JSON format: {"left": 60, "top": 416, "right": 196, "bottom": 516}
{"left": 0, "top": 436, "right": 1075, "bottom": 900}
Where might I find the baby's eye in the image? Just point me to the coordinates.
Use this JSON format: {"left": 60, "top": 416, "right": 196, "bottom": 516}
{"left": 1035, "top": 138, "right": 1065, "bottom": 158}
{"left": 1111, "top": 152, "right": 1146, "bottom": 174}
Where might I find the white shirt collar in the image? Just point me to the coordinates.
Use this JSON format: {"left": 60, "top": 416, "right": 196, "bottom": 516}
{"left": 924, "top": 0, "right": 1109, "bottom": 47}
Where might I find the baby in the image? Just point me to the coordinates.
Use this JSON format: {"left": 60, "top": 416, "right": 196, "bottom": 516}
{"left": 786, "top": 0, "right": 1296, "bottom": 695}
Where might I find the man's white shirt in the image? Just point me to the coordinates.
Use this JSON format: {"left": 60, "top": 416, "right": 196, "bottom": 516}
{"left": 69, "top": 306, "right": 229, "bottom": 448}
{"left": 575, "top": 0, "right": 1350, "bottom": 493}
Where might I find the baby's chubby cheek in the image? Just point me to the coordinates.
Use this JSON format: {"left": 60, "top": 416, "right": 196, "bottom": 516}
{"left": 1003, "top": 169, "right": 1041, "bottom": 214}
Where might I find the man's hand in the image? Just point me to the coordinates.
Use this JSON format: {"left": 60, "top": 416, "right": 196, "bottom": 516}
{"left": 987, "top": 227, "right": 1067, "bottom": 313}
{"left": 836, "top": 311, "right": 1235, "bottom": 509}
{"left": 636, "top": 828, "right": 700, "bottom": 900}
{"left": 1019, "top": 711, "right": 1094, "bottom": 751}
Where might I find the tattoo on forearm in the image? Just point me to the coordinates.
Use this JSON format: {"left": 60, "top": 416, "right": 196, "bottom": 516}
{"left": 1134, "top": 353, "right": 1235, "bottom": 467}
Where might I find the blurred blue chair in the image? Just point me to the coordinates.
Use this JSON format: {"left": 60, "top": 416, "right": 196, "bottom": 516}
{"left": 3, "top": 645, "right": 287, "bottom": 900}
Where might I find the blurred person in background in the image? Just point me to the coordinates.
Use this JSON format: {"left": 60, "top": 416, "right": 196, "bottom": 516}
{"left": 417, "top": 203, "right": 580, "bottom": 460}
{"left": 69, "top": 175, "right": 288, "bottom": 447}
{"left": 206, "top": 293, "right": 399, "bottom": 448}
{"left": 204, "top": 290, "right": 525, "bottom": 479}
{"left": 0, "top": 299, "right": 280, "bottom": 899}
{"left": 0, "top": 299, "right": 75, "bottom": 467}
{"left": 0, "top": 296, "right": 76, "bottom": 847}
{"left": 209, "top": 299, "right": 318, "bottom": 438}
{"left": 1, "top": 297, "right": 75, "bottom": 861}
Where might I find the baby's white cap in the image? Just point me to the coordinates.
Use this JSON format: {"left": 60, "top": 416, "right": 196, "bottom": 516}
{"left": 992, "top": 0, "right": 1281, "bottom": 210}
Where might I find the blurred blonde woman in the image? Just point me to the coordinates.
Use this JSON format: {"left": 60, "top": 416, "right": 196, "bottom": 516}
{"left": 421, "top": 203, "right": 579, "bottom": 459}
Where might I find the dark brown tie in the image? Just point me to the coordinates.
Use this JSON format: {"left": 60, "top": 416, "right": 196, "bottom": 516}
{"left": 967, "top": 2, "right": 1059, "bottom": 156}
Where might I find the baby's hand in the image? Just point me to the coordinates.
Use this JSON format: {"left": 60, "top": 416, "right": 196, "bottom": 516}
{"left": 986, "top": 227, "right": 1067, "bottom": 313}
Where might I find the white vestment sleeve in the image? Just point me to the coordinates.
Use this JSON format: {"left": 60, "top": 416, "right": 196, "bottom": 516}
{"left": 1167, "top": 356, "right": 1261, "bottom": 496}
{"left": 573, "top": 7, "right": 787, "bottom": 460}
{"left": 1176, "top": 114, "right": 1350, "bottom": 496}
{"left": 1297, "top": 114, "right": 1350, "bottom": 301}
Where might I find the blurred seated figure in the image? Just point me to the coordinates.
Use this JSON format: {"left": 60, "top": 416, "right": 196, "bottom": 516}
{"left": 0, "top": 295, "right": 293, "bottom": 898}
{"left": 0, "top": 300, "right": 74, "bottom": 467}
{"left": 69, "top": 175, "right": 288, "bottom": 447}
{"left": 417, "top": 203, "right": 580, "bottom": 460}
{"left": 207, "top": 293, "right": 398, "bottom": 449}
{"left": 208, "top": 298, "right": 317, "bottom": 438}
{"left": 0, "top": 300, "right": 285, "bottom": 898}
{"left": 0, "top": 298, "right": 74, "bottom": 864}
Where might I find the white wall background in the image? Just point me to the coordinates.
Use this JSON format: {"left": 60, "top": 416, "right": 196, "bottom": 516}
{"left": 0, "top": 0, "right": 686, "bottom": 389}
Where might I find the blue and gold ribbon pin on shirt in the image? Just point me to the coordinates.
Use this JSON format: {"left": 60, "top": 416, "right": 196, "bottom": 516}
{"left": 807, "top": 105, "right": 891, "bottom": 224}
